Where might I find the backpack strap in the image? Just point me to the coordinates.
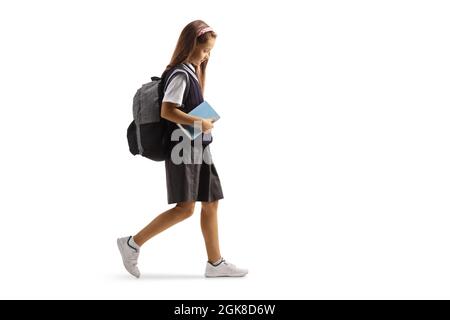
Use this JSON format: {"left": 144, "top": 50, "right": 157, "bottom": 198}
{"left": 163, "top": 66, "right": 191, "bottom": 106}
{"left": 180, "top": 63, "right": 198, "bottom": 82}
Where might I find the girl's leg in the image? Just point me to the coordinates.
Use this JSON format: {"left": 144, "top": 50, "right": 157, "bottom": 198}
{"left": 133, "top": 201, "right": 196, "bottom": 246}
{"left": 200, "top": 200, "right": 222, "bottom": 263}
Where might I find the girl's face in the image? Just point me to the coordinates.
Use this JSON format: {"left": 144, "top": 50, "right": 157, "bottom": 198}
{"left": 188, "top": 37, "right": 216, "bottom": 66}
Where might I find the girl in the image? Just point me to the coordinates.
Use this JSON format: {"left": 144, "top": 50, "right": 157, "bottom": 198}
{"left": 117, "top": 20, "right": 248, "bottom": 278}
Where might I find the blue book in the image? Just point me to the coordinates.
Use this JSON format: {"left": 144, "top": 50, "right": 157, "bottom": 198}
{"left": 177, "top": 101, "right": 220, "bottom": 140}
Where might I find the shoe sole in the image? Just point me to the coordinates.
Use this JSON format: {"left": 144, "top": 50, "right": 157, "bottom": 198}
{"left": 205, "top": 272, "right": 248, "bottom": 278}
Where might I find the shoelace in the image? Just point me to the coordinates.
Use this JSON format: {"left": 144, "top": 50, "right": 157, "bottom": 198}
{"left": 128, "top": 250, "right": 139, "bottom": 266}
{"left": 222, "top": 260, "right": 236, "bottom": 269}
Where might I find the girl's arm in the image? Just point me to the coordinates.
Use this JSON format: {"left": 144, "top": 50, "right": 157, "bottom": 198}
{"left": 161, "top": 102, "right": 214, "bottom": 132}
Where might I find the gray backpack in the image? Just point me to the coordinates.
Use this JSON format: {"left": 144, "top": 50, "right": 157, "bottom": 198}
{"left": 127, "top": 65, "right": 191, "bottom": 161}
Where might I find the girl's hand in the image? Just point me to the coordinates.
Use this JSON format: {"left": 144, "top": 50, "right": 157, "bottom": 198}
{"left": 201, "top": 118, "right": 214, "bottom": 133}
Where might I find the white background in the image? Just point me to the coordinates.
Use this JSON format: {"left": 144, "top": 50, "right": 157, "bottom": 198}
{"left": 0, "top": 0, "right": 449, "bottom": 299}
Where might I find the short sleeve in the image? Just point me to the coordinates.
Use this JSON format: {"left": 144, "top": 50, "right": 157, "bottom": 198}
{"left": 162, "top": 73, "right": 188, "bottom": 107}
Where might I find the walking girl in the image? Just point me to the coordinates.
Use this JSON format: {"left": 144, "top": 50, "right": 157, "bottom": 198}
{"left": 117, "top": 20, "right": 248, "bottom": 278}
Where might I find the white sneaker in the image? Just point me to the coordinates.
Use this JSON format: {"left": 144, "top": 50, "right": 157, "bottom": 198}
{"left": 117, "top": 236, "right": 140, "bottom": 278}
{"left": 205, "top": 258, "right": 248, "bottom": 277}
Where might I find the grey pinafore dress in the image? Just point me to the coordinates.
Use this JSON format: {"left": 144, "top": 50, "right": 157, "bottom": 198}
{"left": 162, "top": 63, "right": 224, "bottom": 204}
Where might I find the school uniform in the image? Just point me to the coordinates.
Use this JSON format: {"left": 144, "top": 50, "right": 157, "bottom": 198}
{"left": 161, "top": 63, "right": 224, "bottom": 204}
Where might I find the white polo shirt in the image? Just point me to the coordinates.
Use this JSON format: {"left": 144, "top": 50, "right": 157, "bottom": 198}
{"left": 162, "top": 63, "right": 198, "bottom": 108}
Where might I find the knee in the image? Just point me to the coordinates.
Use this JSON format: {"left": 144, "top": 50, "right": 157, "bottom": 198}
{"left": 201, "top": 200, "right": 219, "bottom": 213}
{"left": 175, "top": 201, "right": 196, "bottom": 219}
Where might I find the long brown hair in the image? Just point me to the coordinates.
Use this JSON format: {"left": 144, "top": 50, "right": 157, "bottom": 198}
{"left": 164, "top": 20, "right": 217, "bottom": 95}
